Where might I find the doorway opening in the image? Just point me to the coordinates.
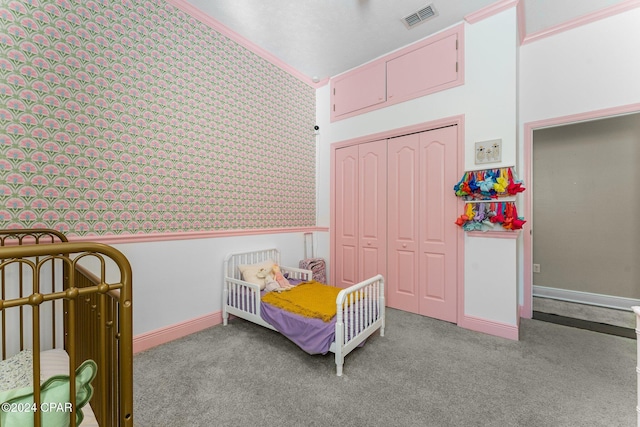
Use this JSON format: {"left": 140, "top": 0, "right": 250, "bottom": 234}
{"left": 524, "top": 108, "right": 640, "bottom": 338}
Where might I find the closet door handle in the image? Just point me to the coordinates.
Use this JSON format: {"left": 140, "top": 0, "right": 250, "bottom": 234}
{"left": 402, "top": 243, "right": 407, "bottom": 248}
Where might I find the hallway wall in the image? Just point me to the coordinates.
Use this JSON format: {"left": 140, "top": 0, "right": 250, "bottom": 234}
{"left": 532, "top": 114, "right": 640, "bottom": 300}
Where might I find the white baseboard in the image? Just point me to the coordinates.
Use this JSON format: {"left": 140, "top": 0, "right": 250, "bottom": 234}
{"left": 533, "top": 286, "right": 640, "bottom": 311}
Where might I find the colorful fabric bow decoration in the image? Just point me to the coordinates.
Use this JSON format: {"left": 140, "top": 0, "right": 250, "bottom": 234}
{"left": 454, "top": 172, "right": 472, "bottom": 197}
{"left": 454, "top": 167, "right": 526, "bottom": 200}
{"left": 463, "top": 221, "right": 484, "bottom": 231}
{"left": 506, "top": 169, "right": 525, "bottom": 195}
{"left": 468, "top": 173, "right": 479, "bottom": 193}
{"left": 510, "top": 203, "right": 526, "bottom": 230}
{"left": 474, "top": 202, "right": 486, "bottom": 222}
{"left": 454, "top": 168, "right": 527, "bottom": 232}
{"left": 490, "top": 202, "right": 505, "bottom": 224}
{"left": 465, "top": 203, "right": 475, "bottom": 221}
{"left": 478, "top": 176, "right": 496, "bottom": 195}
{"left": 455, "top": 201, "right": 526, "bottom": 231}
{"left": 493, "top": 168, "right": 509, "bottom": 193}
{"left": 502, "top": 202, "right": 515, "bottom": 229}
{"left": 455, "top": 202, "right": 472, "bottom": 226}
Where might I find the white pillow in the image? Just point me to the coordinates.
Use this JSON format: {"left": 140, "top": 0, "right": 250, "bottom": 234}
{"left": 0, "top": 350, "right": 33, "bottom": 392}
{"left": 238, "top": 260, "right": 275, "bottom": 290}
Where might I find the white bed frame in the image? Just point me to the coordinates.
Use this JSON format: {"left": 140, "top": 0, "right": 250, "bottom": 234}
{"left": 223, "top": 248, "right": 385, "bottom": 376}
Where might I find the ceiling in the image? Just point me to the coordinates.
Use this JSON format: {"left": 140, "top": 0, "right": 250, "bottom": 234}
{"left": 184, "top": 0, "right": 627, "bottom": 82}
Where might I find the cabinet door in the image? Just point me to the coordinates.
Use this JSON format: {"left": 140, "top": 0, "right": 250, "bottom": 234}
{"left": 386, "top": 33, "right": 458, "bottom": 103}
{"left": 334, "top": 145, "right": 360, "bottom": 288}
{"left": 331, "top": 61, "right": 386, "bottom": 120}
{"left": 359, "top": 140, "right": 387, "bottom": 283}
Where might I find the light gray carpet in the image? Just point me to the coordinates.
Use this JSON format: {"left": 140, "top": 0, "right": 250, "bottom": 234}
{"left": 133, "top": 308, "right": 636, "bottom": 426}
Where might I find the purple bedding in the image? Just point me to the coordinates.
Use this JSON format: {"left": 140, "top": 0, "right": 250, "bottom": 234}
{"left": 228, "top": 279, "right": 372, "bottom": 355}
{"left": 259, "top": 287, "right": 371, "bottom": 355}
{"left": 260, "top": 295, "right": 337, "bottom": 355}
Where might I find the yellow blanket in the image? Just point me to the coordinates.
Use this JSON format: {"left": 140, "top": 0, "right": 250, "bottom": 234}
{"left": 262, "top": 281, "right": 341, "bottom": 322}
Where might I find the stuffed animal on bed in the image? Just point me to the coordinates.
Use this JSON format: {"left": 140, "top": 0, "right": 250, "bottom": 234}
{"left": 255, "top": 267, "right": 272, "bottom": 283}
{"left": 264, "top": 264, "right": 294, "bottom": 292}
{"left": 273, "top": 264, "right": 292, "bottom": 288}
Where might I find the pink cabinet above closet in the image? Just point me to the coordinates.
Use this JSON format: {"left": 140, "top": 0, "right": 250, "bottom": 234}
{"left": 332, "top": 62, "right": 386, "bottom": 118}
{"left": 386, "top": 33, "right": 459, "bottom": 103}
{"left": 330, "top": 24, "right": 463, "bottom": 122}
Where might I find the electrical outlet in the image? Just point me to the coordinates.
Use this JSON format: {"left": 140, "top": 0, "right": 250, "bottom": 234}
{"left": 532, "top": 264, "right": 540, "bottom": 273}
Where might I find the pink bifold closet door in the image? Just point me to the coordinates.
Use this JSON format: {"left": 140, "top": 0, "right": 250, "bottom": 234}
{"left": 358, "top": 140, "right": 387, "bottom": 284}
{"left": 334, "top": 145, "right": 360, "bottom": 288}
{"left": 334, "top": 140, "right": 387, "bottom": 288}
{"left": 387, "top": 133, "right": 420, "bottom": 313}
{"left": 418, "top": 126, "right": 458, "bottom": 323}
{"left": 388, "top": 126, "right": 458, "bottom": 323}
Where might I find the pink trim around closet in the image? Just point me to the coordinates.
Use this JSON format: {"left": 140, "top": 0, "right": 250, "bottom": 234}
{"left": 330, "top": 114, "right": 467, "bottom": 329}
{"left": 516, "top": 0, "right": 527, "bottom": 45}
{"left": 331, "top": 116, "right": 465, "bottom": 150}
{"left": 521, "top": 0, "right": 640, "bottom": 45}
{"left": 458, "top": 314, "right": 519, "bottom": 340}
{"left": 522, "top": 103, "right": 640, "bottom": 319}
{"left": 165, "top": 0, "right": 327, "bottom": 88}
{"left": 467, "top": 231, "right": 520, "bottom": 239}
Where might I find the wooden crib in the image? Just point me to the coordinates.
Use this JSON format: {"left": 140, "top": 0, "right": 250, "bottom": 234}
{"left": 0, "top": 228, "right": 133, "bottom": 426}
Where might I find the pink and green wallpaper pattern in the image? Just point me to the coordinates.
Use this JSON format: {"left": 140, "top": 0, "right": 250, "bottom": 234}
{"left": 0, "top": 0, "right": 316, "bottom": 237}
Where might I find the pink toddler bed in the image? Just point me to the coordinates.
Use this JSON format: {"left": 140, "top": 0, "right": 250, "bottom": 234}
{"left": 222, "top": 249, "right": 385, "bottom": 376}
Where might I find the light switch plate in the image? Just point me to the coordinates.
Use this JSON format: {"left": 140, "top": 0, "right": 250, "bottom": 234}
{"left": 475, "top": 139, "right": 502, "bottom": 164}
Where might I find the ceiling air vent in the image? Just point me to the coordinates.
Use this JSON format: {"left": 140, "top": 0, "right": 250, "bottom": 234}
{"left": 402, "top": 4, "right": 438, "bottom": 29}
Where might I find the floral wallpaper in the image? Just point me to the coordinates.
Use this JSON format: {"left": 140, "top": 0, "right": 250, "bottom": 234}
{"left": 0, "top": 0, "right": 316, "bottom": 236}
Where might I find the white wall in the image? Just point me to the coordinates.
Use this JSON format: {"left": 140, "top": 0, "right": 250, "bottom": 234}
{"left": 313, "top": 125, "right": 332, "bottom": 280}
{"left": 317, "top": 9, "right": 519, "bottom": 327}
{"left": 109, "top": 232, "right": 317, "bottom": 335}
{"left": 519, "top": 7, "right": 640, "bottom": 308}
{"left": 464, "top": 235, "right": 517, "bottom": 324}
{"left": 520, "top": 8, "right": 640, "bottom": 124}
{"left": 532, "top": 115, "right": 640, "bottom": 300}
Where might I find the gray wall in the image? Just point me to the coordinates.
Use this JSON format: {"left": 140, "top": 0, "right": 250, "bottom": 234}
{"left": 532, "top": 113, "right": 640, "bottom": 299}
